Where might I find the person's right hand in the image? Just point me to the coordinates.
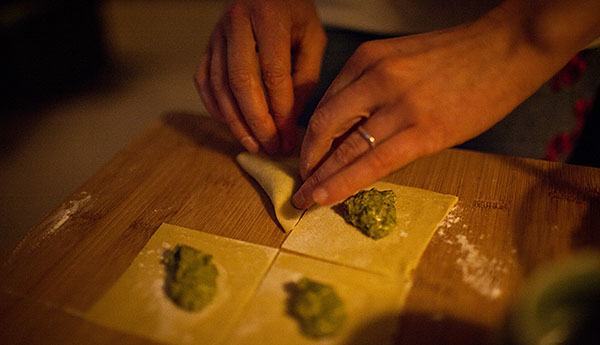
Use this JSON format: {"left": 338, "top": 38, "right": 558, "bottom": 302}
{"left": 195, "top": 0, "right": 326, "bottom": 155}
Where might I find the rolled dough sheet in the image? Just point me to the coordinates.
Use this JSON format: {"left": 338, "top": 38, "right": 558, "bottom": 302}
{"left": 85, "top": 223, "right": 278, "bottom": 345}
{"left": 283, "top": 182, "right": 458, "bottom": 279}
{"left": 224, "top": 252, "right": 405, "bottom": 345}
{"left": 236, "top": 152, "right": 304, "bottom": 232}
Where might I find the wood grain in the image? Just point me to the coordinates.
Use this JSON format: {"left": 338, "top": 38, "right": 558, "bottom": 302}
{"left": 2, "top": 113, "right": 599, "bottom": 344}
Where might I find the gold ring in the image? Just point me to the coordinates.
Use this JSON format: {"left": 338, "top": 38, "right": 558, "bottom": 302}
{"left": 357, "top": 126, "right": 376, "bottom": 149}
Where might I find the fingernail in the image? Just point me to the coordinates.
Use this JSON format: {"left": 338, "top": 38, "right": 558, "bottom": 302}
{"left": 292, "top": 191, "right": 305, "bottom": 209}
{"left": 241, "top": 136, "right": 259, "bottom": 153}
{"left": 312, "top": 188, "right": 328, "bottom": 205}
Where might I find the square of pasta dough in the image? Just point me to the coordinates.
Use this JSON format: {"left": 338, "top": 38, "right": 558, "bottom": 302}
{"left": 85, "top": 223, "right": 278, "bottom": 345}
{"left": 224, "top": 252, "right": 404, "bottom": 345}
{"left": 283, "top": 182, "right": 458, "bottom": 279}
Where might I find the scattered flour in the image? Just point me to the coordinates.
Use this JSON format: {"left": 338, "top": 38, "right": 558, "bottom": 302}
{"left": 434, "top": 204, "right": 507, "bottom": 299}
{"left": 48, "top": 192, "right": 92, "bottom": 235}
{"left": 436, "top": 205, "right": 462, "bottom": 244}
{"left": 455, "top": 234, "right": 504, "bottom": 299}
{"left": 7, "top": 192, "right": 92, "bottom": 262}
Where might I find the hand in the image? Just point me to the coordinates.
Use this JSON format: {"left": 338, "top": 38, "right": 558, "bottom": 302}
{"left": 195, "top": 0, "right": 326, "bottom": 155}
{"left": 292, "top": 4, "right": 577, "bottom": 209}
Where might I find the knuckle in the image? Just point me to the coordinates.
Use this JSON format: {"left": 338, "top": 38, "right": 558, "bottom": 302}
{"left": 271, "top": 111, "right": 291, "bottom": 125}
{"left": 422, "top": 128, "right": 445, "bottom": 155}
{"left": 244, "top": 114, "right": 264, "bottom": 131}
{"left": 346, "top": 133, "right": 366, "bottom": 153}
{"left": 334, "top": 136, "right": 363, "bottom": 165}
{"left": 210, "top": 71, "right": 226, "bottom": 92}
{"left": 376, "top": 58, "right": 393, "bottom": 71}
{"left": 262, "top": 64, "right": 289, "bottom": 90}
{"left": 330, "top": 148, "right": 350, "bottom": 168}
{"left": 372, "top": 59, "right": 396, "bottom": 78}
{"left": 368, "top": 149, "right": 392, "bottom": 174}
{"left": 353, "top": 41, "right": 377, "bottom": 64}
{"left": 307, "top": 108, "right": 329, "bottom": 136}
{"left": 368, "top": 60, "right": 402, "bottom": 90}
{"left": 228, "top": 68, "right": 253, "bottom": 94}
{"left": 271, "top": 111, "right": 285, "bottom": 121}
{"left": 308, "top": 170, "right": 324, "bottom": 188}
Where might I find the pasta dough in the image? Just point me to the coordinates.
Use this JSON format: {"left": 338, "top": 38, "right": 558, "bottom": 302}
{"left": 237, "top": 153, "right": 457, "bottom": 280}
{"left": 236, "top": 152, "right": 304, "bottom": 232}
{"left": 85, "top": 223, "right": 278, "bottom": 345}
{"left": 283, "top": 182, "right": 458, "bottom": 279}
{"left": 223, "top": 252, "right": 403, "bottom": 345}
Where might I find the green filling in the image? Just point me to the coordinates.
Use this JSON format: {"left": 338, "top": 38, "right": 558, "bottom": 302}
{"left": 286, "top": 278, "right": 347, "bottom": 338}
{"left": 342, "top": 188, "right": 397, "bottom": 239}
{"left": 163, "top": 244, "right": 218, "bottom": 311}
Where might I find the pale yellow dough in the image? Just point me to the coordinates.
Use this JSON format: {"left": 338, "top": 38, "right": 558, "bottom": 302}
{"left": 236, "top": 152, "right": 304, "bottom": 232}
{"left": 85, "top": 223, "right": 278, "bottom": 345}
{"left": 224, "top": 252, "right": 404, "bottom": 345}
{"left": 283, "top": 181, "right": 458, "bottom": 279}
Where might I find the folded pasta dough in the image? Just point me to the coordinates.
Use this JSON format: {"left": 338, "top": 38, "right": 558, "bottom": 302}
{"left": 236, "top": 152, "right": 304, "bottom": 232}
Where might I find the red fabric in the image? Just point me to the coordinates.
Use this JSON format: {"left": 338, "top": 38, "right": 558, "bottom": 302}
{"left": 550, "top": 54, "right": 587, "bottom": 91}
{"left": 545, "top": 99, "right": 592, "bottom": 161}
{"left": 545, "top": 53, "right": 591, "bottom": 162}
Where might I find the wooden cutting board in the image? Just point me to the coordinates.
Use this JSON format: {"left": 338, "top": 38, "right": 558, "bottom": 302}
{"left": 1, "top": 113, "right": 599, "bottom": 344}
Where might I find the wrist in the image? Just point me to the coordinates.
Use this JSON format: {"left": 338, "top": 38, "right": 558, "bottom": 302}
{"left": 481, "top": 0, "right": 600, "bottom": 61}
{"left": 470, "top": 1, "right": 578, "bottom": 92}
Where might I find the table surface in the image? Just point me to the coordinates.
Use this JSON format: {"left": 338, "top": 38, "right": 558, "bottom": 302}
{"left": 2, "top": 113, "right": 599, "bottom": 344}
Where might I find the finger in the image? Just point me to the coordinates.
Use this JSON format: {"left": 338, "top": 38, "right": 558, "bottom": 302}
{"left": 309, "top": 126, "right": 432, "bottom": 207}
{"left": 292, "top": 108, "right": 409, "bottom": 209}
{"left": 194, "top": 52, "right": 225, "bottom": 123}
{"left": 299, "top": 73, "right": 380, "bottom": 179}
{"left": 290, "top": 22, "right": 328, "bottom": 148}
{"left": 225, "top": 4, "right": 279, "bottom": 154}
{"left": 209, "top": 25, "right": 260, "bottom": 153}
{"left": 252, "top": 10, "right": 296, "bottom": 153}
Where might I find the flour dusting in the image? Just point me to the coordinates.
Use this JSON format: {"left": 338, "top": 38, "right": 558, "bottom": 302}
{"left": 48, "top": 192, "right": 91, "bottom": 235}
{"left": 435, "top": 205, "right": 463, "bottom": 243}
{"left": 434, "top": 204, "right": 506, "bottom": 299}
{"left": 5, "top": 192, "right": 91, "bottom": 267}
{"left": 455, "top": 234, "right": 504, "bottom": 299}
{"left": 7, "top": 192, "right": 91, "bottom": 263}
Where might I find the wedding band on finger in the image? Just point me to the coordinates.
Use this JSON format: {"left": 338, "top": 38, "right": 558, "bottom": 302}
{"left": 357, "top": 126, "right": 376, "bottom": 149}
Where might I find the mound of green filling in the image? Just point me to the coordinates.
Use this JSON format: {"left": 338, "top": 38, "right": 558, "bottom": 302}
{"left": 286, "top": 278, "right": 347, "bottom": 338}
{"left": 342, "top": 188, "right": 397, "bottom": 239}
{"left": 162, "top": 244, "right": 218, "bottom": 311}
